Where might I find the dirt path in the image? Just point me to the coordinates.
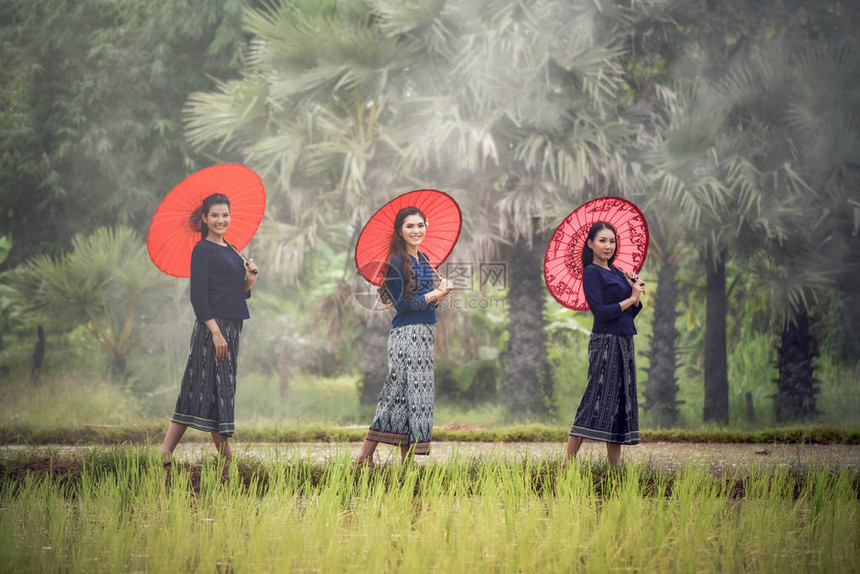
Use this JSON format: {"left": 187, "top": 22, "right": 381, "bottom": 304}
{"left": 5, "top": 442, "right": 859, "bottom": 472}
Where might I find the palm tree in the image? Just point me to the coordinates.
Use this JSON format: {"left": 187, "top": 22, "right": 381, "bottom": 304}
{"left": 639, "top": 75, "right": 793, "bottom": 424}
{"left": 184, "top": 0, "right": 697, "bottom": 420}
{"left": 727, "top": 41, "right": 860, "bottom": 421}
{"left": 642, "top": 26, "right": 860, "bottom": 426}
{"left": 9, "top": 227, "right": 171, "bottom": 377}
{"left": 391, "top": 0, "right": 662, "bottom": 418}
{"left": 638, "top": 206, "right": 689, "bottom": 427}
{"left": 659, "top": 0, "right": 860, "bottom": 427}
{"left": 185, "top": 0, "right": 450, "bottom": 402}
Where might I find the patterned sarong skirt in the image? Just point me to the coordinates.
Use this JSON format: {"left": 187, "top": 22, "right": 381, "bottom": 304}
{"left": 366, "top": 323, "right": 435, "bottom": 455}
{"left": 569, "top": 332, "right": 640, "bottom": 445}
{"left": 171, "top": 318, "right": 242, "bottom": 437}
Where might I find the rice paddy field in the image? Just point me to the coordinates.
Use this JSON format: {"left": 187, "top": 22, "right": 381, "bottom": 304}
{"left": 1, "top": 447, "right": 858, "bottom": 572}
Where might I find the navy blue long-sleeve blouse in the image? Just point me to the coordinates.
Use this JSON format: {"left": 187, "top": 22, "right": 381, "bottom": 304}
{"left": 189, "top": 240, "right": 251, "bottom": 323}
{"left": 385, "top": 253, "right": 437, "bottom": 328}
{"left": 582, "top": 264, "right": 640, "bottom": 334}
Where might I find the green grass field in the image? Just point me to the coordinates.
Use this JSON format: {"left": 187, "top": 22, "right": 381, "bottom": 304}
{"left": 2, "top": 372, "right": 859, "bottom": 446}
{"left": 1, "top": 448, "right": 858, "bottom": 572}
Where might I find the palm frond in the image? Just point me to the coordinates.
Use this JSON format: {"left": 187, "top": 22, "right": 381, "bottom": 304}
{"left": 245, "top": 4, "right": 418, "bottom": 104}
{"left": 717, "top": 40, "right": 791, "bottom": 123}
{"left": 251, "top": 208, "right": 338, "bottom": 285}
{"left": 184, "top": 74, "right": 270, "bottom": 152}
{"left": 493, "top": 177, "right": 564, "bottom": 246}
{"left": 552, "top": 44, "right": 626, "bottom": 113}
{"left": 368, "top": 0, "right": 447, "bottom": 36}
{"left": 748, "top": 253, "right": 834, "bottom": 329}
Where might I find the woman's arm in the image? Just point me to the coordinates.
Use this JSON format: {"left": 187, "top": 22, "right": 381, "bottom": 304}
{"left": 189, "top": 246, "right": 215, "bottom": 322}
{"left": 583, "top": 267, "right": 641, "bottom": 321}
{"left": 622, "top": 270, "right": 645, "bottom": 315}
{"left": 425, "top": 279, "right": 454, "bottom": 303}
{"left": 244, "top": 258, "right": 259, "bottom": 293}
{"left": 204, "top": 319, "right": 228, "bottom": 360}
{"left": 190, "top": 246, "right": 229, "bottom": 360}
{"left": 624, "top": 271, "right": 645, "bottom": 313}
{"left": 385, "top": 258, "right": 419, "bottom": 313}
{"left": 386, "top": 258, "right": 452, "bottom": 312}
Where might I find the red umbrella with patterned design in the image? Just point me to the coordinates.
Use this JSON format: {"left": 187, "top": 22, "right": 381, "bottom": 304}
{"left": 544, "top": 196, "right": 649, "bottom": 311}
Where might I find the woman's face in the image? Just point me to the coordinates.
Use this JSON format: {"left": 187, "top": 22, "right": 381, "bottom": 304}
{"left": 400, "top": 214, "right": 427, "bottom": 251}
{"left": 587, "top": 228, "right": 616, "bottom": 265}
{"left": 203, "top": 203, "right": 231, "bottom": 238}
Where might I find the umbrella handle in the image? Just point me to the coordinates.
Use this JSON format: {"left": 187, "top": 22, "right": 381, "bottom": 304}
{"left": 419, "top": 252, "right": 447, "bottom": 286}
{"left": 225, "top": 240, "right": 259, "bottom": 275}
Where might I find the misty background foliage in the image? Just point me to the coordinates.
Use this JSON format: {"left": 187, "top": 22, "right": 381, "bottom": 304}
{"left": 0, "top": 0, "right": 858, "bottom": 430}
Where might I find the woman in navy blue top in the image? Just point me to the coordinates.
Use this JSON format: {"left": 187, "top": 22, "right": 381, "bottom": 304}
{"left": 563, "top": 221, "right": 645, "bottom": 467}
{"left": 160, "top": 193, "right": 259, "bottom": 463}
{"left": 354, "top": 206, "right": 454, "bottom": 465}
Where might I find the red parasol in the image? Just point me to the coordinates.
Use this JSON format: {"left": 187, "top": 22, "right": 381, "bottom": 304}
{"left": 147, "top": 164, "right": 266, "bottom": 278}
{"left": 544, "top": 196, "right": 649, "bottom": 311}
{"left": 355, "top": 189, "right": 462, "bottom": 285}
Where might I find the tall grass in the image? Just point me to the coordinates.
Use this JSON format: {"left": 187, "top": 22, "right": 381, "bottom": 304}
{"left": 1, "top": 335, "right": 856, "bottom": 438}
{"left": 238, "top": 372, "right": 508, "bottom": 427}
{"left": 0, "top": 372, "right": 515, "bottom": 436}
{"left": 0, "top": 373, "right": 146, "bottom": 428}
{"left": 817, "top": 355, "right": 860, "bottom": 426}
{"left": 1, "top": 371, "right": 857, "bottom": 445}
{"left": 1, "top": 449, "right": 857, "bottom": 572}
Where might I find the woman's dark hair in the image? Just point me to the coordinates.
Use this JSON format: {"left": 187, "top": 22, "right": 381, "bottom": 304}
{"left": 195, "top": 193, "right": 231, "bottom": 241}
{"left": 378, "top": 206, "right": 426, "bottom": 305}
{"left": 581, "top": 221, "right": 618, "bottom": 268}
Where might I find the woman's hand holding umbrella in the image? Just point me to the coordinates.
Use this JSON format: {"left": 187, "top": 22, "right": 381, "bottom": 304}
{"left": 421, "top": 254, "right": 455, "bottom": 303}
{"left": 426, "top": 278, "right": 454, "bottom": 304}
{"left": 244, "top": 258, "right": 260, "bottom": 291}
{"left": 630, "top": 277, "right": 645, "bottom": 303}
{"left": 624, "top": 271, "right": 646, "bottom": 301}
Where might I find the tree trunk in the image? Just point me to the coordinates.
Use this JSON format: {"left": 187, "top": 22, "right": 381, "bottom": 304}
{"left": 110, "top": 355, "right": 127, "bottom": 380}
{"left": 703, "top": 247, "right": 729, "bottom": 424}
{"left": 0, "top": 323, "right": 8, "bottom": 378}
{"left": 644, "top": 258, "right": 681, "bottom": 427}
{"left": 501, "top": 232, "right": 553, "bottom": 418}
{"left": 357, "top": 313, "right": 392, "bottom": 405}
{"left": 775, "top": 311, "right": 819, "bottom": 422}
{"left": 30, "top": 325, "right": 45, "bottom": 385}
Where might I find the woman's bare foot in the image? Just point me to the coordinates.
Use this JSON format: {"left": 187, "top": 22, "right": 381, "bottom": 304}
{"left": 562, "top": 435, "right": 584, "bottom": 468}
{"left": 354, "top": 456, "right": 375, "bottom": 469}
